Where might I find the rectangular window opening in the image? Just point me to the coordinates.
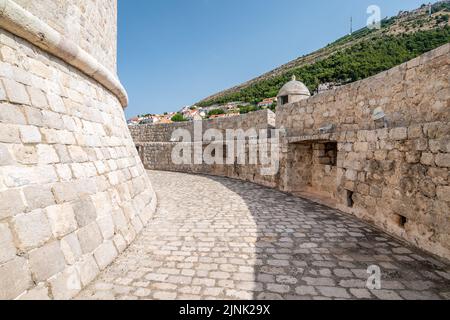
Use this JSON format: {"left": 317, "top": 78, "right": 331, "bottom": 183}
{"left": 346, "top": 190, "right": 354, "bottom": 208}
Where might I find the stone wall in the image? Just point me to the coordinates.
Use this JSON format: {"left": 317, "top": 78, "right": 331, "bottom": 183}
{"left": 0, "top": 0, "right": 156, "bottom": 300}
{"left": 130, "top": 109, "right": 275, "bottom": 143}
{"left": 13, "top": 0, "right": 118, "bottom": 73}
{"left": 277, "top": 43, "right": 450, "bottom": 261}
{"left": 131, "top": 110, "right": 278, "bottom": 188}
{"left": 131, "top": 44, "right": 450, "bottom": 261}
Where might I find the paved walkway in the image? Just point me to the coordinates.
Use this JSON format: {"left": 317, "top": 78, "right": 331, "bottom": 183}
{"left": 77, "top": 171, "right": 450, "bottom": 300}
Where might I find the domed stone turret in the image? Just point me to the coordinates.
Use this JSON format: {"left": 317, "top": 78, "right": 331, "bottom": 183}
{"left": 277, "top": 75, "right": 311, "bottom": 107}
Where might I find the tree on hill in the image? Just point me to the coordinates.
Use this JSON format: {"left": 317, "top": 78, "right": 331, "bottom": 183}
{"left": 171, "top": 113, "right": 188, "bottom": 122}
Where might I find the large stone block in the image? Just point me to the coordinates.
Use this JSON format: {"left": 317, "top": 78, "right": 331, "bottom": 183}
{"left": 10, "top": 144, "right": 38, "bottom": 165}
{"left": 29, "top": 241, "right": 66, "bottom": 282}
{"left": 0, "top": 223, "right": 16, "bottom": 264}
{"left": 19, "top": 125, "right": 42, "bottom": 144}
{"left": 97, "top": 215, "right": 115, "bottom": 240}
{"left": 0, "top": 103, "right": 26, "bottom": 125}
{"left": 60, "top": 233, "right": 82, "bottom": 265}
{"left": 37, "top": 144, "right": 60, "bottom": 164}
{"left": 72, "top": 196, "right": 97, "bottom": 227}
{"left": 0, "top": 189, "right": 27, "bottom": 219}
{"left": 435, "top": 153, "right": 450, "bottom": 168}
{"left": 49, "top": 266, "right": 81, "bottom": 300}
{"left": 76, "top": 255, "right": 100, "bottom": 287}
{"left": 77, "top": 223, "right": 103, "bottom": 254}
{"left": 2, "top": 78, "right": 30, "bottom": 105}
{"left": 17, "top": 283, "right": 50, "bottom": 300}
{"left": 68, "top": 145, "right": 88, "bottom": 163}
{"left": 27, "top": 87, "right": 48, "bottom": 108}
{"left": 0, "top": 257, "right": 32, "bottom": 300}
{"left": 46, "top": 204, "right": 78, "bottom": 239}
{"left": 23, "top": 185, "right": 56, "bottom": 210}
{"left": 12, "top": 210, "right": 53, "bottom": 251}
{"left": 93, "top": 240, "right": 118, "bottom": 270}
{"left": 436, "top": 186, "right": 450, "bottom": 202}
{"left": 0, "top": 123, "right": 20, "bottom": 143}
{"left": 51, "top": 182, "right": 79, "bottom": 203}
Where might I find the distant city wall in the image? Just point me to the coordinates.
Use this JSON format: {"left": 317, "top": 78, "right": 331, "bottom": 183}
{"left": 131, "top": 44, "right": 450, "bottom": 261}
{"left": 131, "top": 110, "right": 278, "bottom": 188}
{"left": 0, "top": 0, "right": 156, "bottom": 300}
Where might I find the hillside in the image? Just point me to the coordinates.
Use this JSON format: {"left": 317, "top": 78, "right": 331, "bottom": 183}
{"left": 197, "top": 1, "right": 450, "bottom": 107}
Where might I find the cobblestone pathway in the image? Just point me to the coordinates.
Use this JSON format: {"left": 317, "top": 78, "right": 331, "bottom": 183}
{"left": 77, "top": 171, "right": 450, "bottom": 300}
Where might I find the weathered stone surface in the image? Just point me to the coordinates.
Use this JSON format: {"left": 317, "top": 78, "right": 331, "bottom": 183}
{"left": 72, "top": 197, "right": 98, "bottom": 227}
{"left": 49, "top": 266, "right": 81, "bottom": 300}
{"left": 23, "top": 185, "right": 56, "bottom": 210}
{"left": 19, "top": 126, "right": 41, "bottom": 144}
{"left": 60, "top": 233, "right": 82, "bottom": 265}
{"left": 17, "top": 283, "right": 51, "bottom": 300}
{"left": 2, "top": 78, "right": 30, "bottom": 105}
{"left": 93, "top": 241, "right": 118, "bottom": 270}
{"left": 0, "top": 2, "right": 156, "bottom": 300}
{"left": 77, "top": 223, "right": 103, "bottom": 254}
{"left": 76, "top": 255, "right": 100, "bottom": 287}
{"left": 46, "top": 204, "right": 78, "bottom": 238}
{"left": 0, "top": 223, "right": 16, "bottom": 264}
{"left": 12, "top": 210, "right": 53, "bottom": 251}
{"left": 0, "top": 257, "right": 32, "bottom": 300}
{"left": 0, "top": 189, "right": 26, "bottom": 219}
{"left": 29, "top": 241, "right": 66, "bottom": 282}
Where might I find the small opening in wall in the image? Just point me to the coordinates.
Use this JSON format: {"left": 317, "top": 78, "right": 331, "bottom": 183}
{"left": 397, "top": 214, "right": 408, "bottom": 228}
{"left": 325, "top": 142, "right": 338, "bottom": 167}
{"left": 346, "top": 190, "right": 354, "bottom": 208}
{"left": 280, "top": 95, "right": 289, "bottom": 105}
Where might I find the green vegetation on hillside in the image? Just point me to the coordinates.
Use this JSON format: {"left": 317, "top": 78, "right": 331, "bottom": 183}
{"left": 171, "top": 113, "right": 188, "bottom": 122}
{"left": 198, "top": 26, "right": 450, "bottom": 108}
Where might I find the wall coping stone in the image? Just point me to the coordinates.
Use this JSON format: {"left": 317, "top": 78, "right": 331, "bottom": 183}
{"left": 0, "top": 0, "right": 128, "bottom": 107}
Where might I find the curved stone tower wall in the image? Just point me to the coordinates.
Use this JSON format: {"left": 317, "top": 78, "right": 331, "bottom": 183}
{"left": 0, "top": 0, "right": 156, "bottom": 299}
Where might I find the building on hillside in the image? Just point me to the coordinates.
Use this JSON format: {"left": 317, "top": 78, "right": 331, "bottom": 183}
{"left": 209, "top": 112, "right": 240, "bottom": 119}
{"left": 127, "top": 117, "right": 140, "bottom": 125}
{"left": 315, "top": 82, "right": 342, "bottom": 94}
{"left": 258, "top": 97, "right": 277, "bottom": 108}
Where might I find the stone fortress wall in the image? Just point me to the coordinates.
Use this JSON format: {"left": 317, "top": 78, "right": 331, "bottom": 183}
{"left": 131, "top": 43, "right": 450, "bottom": 261}
{"left": 130, "top": 109, "right": 279, "bottom": 188}
{"left": 0, "top": 0, "right": 156, "bottom": 300}
{"left": 13, "top": 0, "right": 118, "bottom": 72}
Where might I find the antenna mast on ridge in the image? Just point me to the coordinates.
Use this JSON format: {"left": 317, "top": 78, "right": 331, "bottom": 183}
{"left": 350, "top": 16, "right": 353, "bottom": 35}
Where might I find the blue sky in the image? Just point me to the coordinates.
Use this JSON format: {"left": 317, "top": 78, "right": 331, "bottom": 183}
{"left": 118, "top": 0, "right": 433, "bottom": 118}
